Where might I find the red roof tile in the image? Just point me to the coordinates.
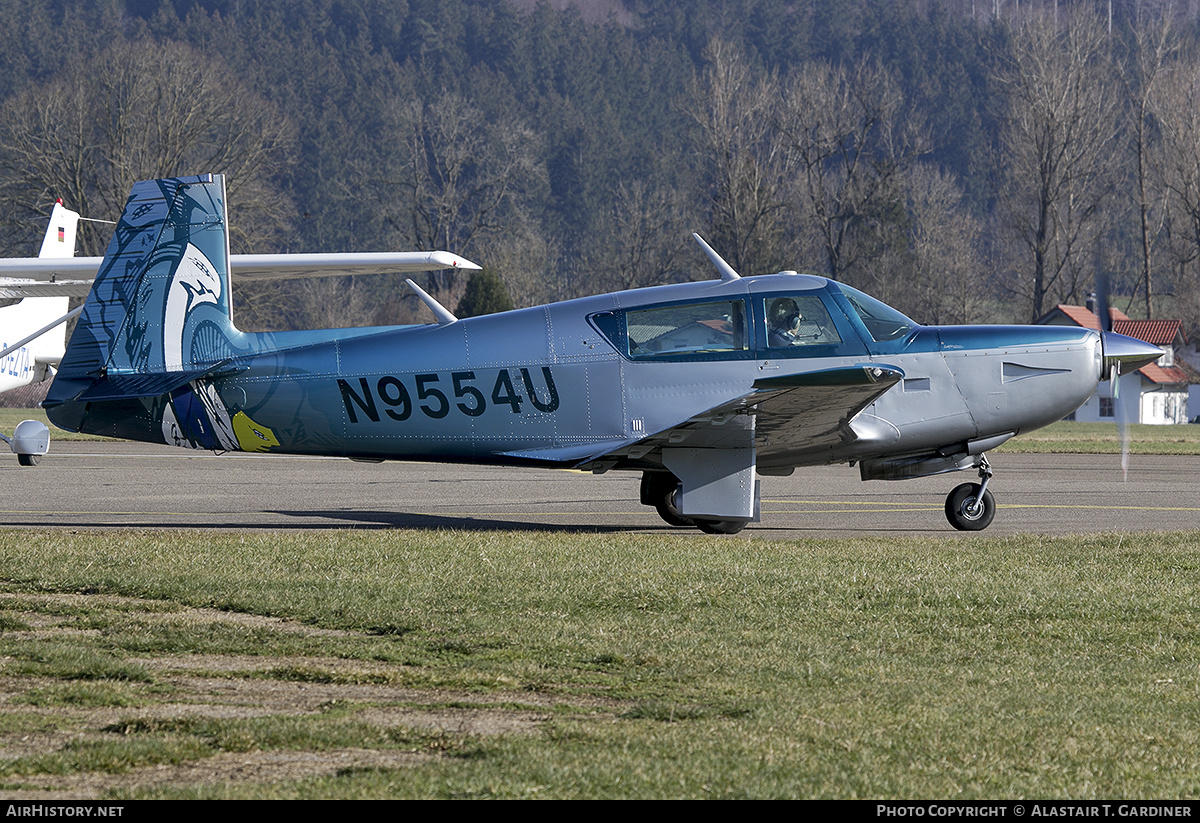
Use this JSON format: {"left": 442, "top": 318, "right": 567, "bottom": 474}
{"left": 1138, "top": 363, "right": 1191, "bottom": 384}
{"left": 1047, "top": 304, "right": 1131, "bottom": 330}
{"left": 1112, "top": 319, "right": 1186, "bottom": 346}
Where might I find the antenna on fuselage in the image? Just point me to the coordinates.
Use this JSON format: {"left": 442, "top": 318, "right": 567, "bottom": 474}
{"left": 692, "top": 233, "right": 741, "bottom": 282}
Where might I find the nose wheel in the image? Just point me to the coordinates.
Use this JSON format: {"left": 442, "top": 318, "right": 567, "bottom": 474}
{"left": 945, "top": 456, "right": 995, "bottom": 531}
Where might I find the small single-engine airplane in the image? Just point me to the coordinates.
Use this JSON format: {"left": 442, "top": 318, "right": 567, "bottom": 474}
{"left": 42, "top": 174, "right": 1163, "bottom": 532}
{"left": 0, "top": 190, "right": 480, "bottom": 465}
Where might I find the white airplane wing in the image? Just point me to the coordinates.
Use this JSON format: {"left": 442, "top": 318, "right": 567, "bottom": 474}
{"left": 227, "top": 251, "right": 482, "bottom": 280}
{"left": 0, "top": 250, "right": 481, "bottom": 295}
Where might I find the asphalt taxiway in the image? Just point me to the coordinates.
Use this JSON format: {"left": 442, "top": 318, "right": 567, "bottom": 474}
{"left": 2, "top": 442, "right": 1196, "bottom": 537}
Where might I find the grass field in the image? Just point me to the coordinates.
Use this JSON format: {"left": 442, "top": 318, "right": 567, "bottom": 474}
{"left": 0, "top": 529, "right": 1199, "bottom": 799}
{"left": 2, "top": 411, "right": 1200, "bottom": 798}
{"left": 995, "top": 421, "right": 1200, "bottom": 454}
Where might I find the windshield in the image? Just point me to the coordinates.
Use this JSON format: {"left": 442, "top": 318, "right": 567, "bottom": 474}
{"left": 835, "top": 285, "right": 916, "bottom": 342}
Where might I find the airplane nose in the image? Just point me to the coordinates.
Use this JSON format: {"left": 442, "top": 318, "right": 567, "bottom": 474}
{"left": 1101, "top": 331, "right": 1163, "bottom": 375}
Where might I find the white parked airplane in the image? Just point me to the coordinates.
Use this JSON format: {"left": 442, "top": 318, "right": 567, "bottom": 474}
{"left": 0, "top": 200, "right": 82, "bottom": 464}
{"left": 0, "top": 200, "right": 480, "bottom": 465}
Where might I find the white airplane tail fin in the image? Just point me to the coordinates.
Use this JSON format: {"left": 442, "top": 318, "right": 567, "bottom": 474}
{"left": 0, "top": 199, "right": 82, "bottom": 464}
{"left": 38, "top": 200, "right": 80, "bottom": 260}
{"left": 0, "top": 200, "right": 81, "bottom": 393}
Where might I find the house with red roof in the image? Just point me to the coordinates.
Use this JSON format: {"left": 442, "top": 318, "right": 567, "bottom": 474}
{"left": 1037, "top": 304, "right": 1197, "bottom": 424}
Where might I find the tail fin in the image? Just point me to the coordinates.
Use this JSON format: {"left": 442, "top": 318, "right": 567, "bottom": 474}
{"left": 0, "top": 200, "right": 81, "bottom": 393}
{"left": 39, "top": 199, "right": 79, "bottom": 260}
{"left": 45, "top": 174, "right": 241, "bottom": 416}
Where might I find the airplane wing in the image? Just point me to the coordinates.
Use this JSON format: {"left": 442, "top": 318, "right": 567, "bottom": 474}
{"left": 629, "top": 364, "right": 904, "bottom": 461}
{"left": 502, "top": 364, "right": 904, "bottom": 467}
{"left": 226, "top": 251, "right": 482, "bottom": 280}
{"left": 0, "top": 278, "right": 95, "bottom": 299}
{"left": 0, "top": 250, "right": 481, "bottom": 288}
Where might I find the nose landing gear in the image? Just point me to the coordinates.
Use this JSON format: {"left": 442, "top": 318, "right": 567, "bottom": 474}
{"left": 945, "top": 455, "right": 995, "bottom": 531}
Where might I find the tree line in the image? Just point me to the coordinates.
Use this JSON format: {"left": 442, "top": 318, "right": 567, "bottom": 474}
{"left": 3, "top": 0, "right": 1200, "bottom": 335}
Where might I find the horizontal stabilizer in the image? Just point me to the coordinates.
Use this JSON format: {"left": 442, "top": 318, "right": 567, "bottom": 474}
{"left": 72, "top": 363, "right": 234, "bottom": 404}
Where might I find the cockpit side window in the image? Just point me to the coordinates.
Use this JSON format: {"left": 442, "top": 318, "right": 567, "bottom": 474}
{"left": 626, "top": 300, "right": 747, "bottom": 357}
{"left": 589, "top": 299, "right": 751, "bottom": 361}
{"left": 764, "top": 295, "right": 841, "bottom": 349}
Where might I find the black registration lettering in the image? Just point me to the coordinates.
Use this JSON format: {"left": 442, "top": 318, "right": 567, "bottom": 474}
{"left": 378, "top": 375, "right": 412, "bottom": 421}
{"left": 415, "top": 373, "right": 450, "bottom": 419}
{"left": 491, "top": 370, "right": 523, "bottom": 413}
{"left": 452, "top": 371, "right": 486, "bottom": 417}
{"left": 338, "top": 377, "right": 379, "bottom": 423}
{"left": 340, "top": 367, "right": 559, "bottom": 424}
{"left": 521, "top": 367, "right": 560, "bottom": 413}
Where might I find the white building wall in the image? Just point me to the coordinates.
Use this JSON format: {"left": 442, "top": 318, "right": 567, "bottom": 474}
{"left": 1064, "top": 374, "right": 1186, "bottom": 423}
{"left": 1141, "top": 389, "right": 1190, "bottom": 424}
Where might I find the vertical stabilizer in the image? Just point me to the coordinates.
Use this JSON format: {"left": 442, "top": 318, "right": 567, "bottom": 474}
{"left": 0, "top": 201, "right": 80, "bottom": 393}
{"left": 38, "top": 200, "right": 79, "bottom": 260}
{"left": 46, "top": 174, "right": 240, "bottom": 414}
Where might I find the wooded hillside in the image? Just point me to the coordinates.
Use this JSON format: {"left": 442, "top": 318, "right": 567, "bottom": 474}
{"left": 1, "top": 0, "right": 1197, "bottom": 334}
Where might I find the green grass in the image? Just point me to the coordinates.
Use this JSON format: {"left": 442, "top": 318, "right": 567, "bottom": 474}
{"left": 0, "top": 407, "right": 108, "bottom": 441}
{"left": 998, "top": 421, "right": 1200, "bottom": 454}
{"left": 1, "top": 529, "right": 1200, "bottom": 798}
{"left": 0, "top": 407, "right": 1198, "bottom": 797}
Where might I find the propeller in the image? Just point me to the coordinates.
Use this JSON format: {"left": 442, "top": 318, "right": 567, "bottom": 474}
{"left": 1094, "top": 271, "right": 1164, "bottom": 481}
{"left": 1093, "top": 270, "right": 1126, "bottom": 480}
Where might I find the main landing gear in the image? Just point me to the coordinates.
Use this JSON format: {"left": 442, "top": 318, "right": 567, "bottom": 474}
{"left": 640, "top": 471, "right": 748, "bottom": 535}
{"left": 944, "top": 455, "right": 995, "bottom": 531}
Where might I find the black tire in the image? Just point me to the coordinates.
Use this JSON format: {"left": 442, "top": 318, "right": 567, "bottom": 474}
{"left": 16, "top": 453, "right": 39, "bottom": 467}
{"left": 655, "top": 487, "right": 695, "bottom": 528}
{"left": 695, "top": 519, "right": 747, "bottom": 535}
{"left": 945, "top": 483, "right": 995, "bottom": 531}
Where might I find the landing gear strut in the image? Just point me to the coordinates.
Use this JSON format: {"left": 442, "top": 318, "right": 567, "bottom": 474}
{"left": 944, "top": 455, "right": 995, "bottom": 531}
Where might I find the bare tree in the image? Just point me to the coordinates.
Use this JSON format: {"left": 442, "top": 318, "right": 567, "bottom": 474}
{"left": 776, "top": 58, "right": 927, "bottom": 296}
{"left": 0, "top": 39, "right": 297, "bottom": 258}
{"left": 1119, "top": 10, "right": 1178, "bottom": 319}
{"left": 688, "top": 39, "right": 795, "bottom": 276}
{"left": 366, "top": 91, "right": 549, "bottom": 295}
{"left": 903, "top": 163, "right": 989, "bottom": 325}
{"left": 1148, "top": 52, "right": 1200, "bottom": 335}
{"left": 991, "top": 10, "right": 1122, "bottom": 322}
{"left": 580, "top": 179, "right": 691, "bottom": 293}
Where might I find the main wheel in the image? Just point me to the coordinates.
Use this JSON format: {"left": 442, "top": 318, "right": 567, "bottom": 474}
{"left": 945, "top": 483, "right": 995, "bottom": 531}
{"left": 695, "top": 519, "right": 747, "bottom": 535}
{"left": 642, "top": 471, "right": 694, "bottom": 528}
{"left": 17, "top": 453, "right": 39, "bottom": 467}
{"left": 655, "top": 486, "right": 695, "bottom": 528}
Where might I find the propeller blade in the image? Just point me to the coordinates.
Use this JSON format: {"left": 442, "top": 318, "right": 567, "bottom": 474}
{"left": 1095, "top": 269, "right": 1112, "bottom": 332}
{"left": 1099, "top": 267, "right": 1123, "bottom": 479}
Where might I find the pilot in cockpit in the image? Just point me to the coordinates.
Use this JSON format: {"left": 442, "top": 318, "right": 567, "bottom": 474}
{"left": 768, "top": 297, "right": 803, "bottom": 347}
